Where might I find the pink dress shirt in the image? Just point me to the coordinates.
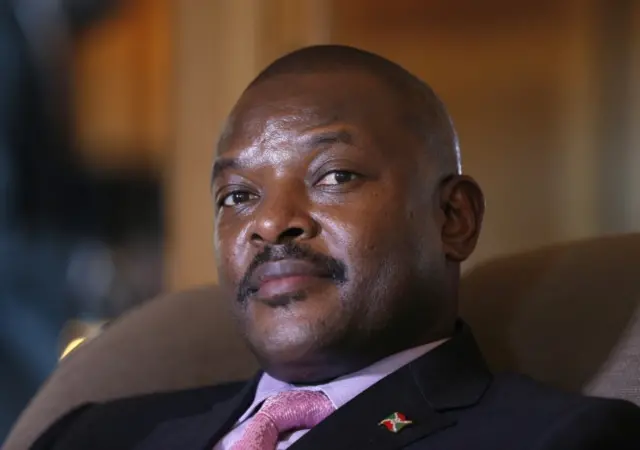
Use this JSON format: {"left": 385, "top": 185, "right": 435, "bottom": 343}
{"left": 214, "top": 339, "right": 448, "bottom": 449}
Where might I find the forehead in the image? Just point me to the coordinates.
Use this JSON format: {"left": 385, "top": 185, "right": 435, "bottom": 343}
{"left": 217, "top": 72, "right": 405, "bottom": 156}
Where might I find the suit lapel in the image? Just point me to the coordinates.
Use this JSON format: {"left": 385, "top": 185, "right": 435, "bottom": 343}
{"left": 291, "top": 323, "right": 492, "bottom": 450}
{"left": 133, "top": 375, "right": 259, "bottom": 450}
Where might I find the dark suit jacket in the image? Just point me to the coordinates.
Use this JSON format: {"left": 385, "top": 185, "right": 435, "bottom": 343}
{"left": 31, "top": 325, "right": 640, "bottom": 450}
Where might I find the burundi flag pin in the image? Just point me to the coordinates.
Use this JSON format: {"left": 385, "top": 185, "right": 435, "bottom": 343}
{"left": 379, "top": 412, "right": 413, "bottom": 433}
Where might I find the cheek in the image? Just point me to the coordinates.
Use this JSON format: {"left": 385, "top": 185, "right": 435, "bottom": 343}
{"left": 321, "top": 186, "right": 437, "bottom": 300}
{"left": 321, "top": 189, "right": 410, "bottom": 260}
{"left": 318, "top": 203, "right": 411, "bottom": 316}
{"left": 214, "top": 220, "right": 253, "bottom": 286}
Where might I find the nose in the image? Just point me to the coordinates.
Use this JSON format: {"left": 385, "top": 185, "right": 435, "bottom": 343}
{"left": 250, "top": 185, "right": 319, "bottom": 247}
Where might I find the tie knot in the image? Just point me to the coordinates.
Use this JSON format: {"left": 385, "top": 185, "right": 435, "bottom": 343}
{"left": 228, "top": 390, "right": 335, "bottom": 450}
{"left": 259, "top": 390, "right": 335, "bottom": 433}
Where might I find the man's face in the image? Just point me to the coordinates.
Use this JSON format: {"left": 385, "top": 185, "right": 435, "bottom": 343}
{"left": 212, "top": 71, "right": 448, "bottom": 382}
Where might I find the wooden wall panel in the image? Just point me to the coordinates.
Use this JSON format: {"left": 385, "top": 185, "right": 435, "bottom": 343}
{"left": 73, "top": 0, "right": 171, "bottom": 171}
{"left": 623, "top": 1, "right": 640, "bottom": 229}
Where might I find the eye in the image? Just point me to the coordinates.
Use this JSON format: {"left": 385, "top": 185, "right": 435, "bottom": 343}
{"left": 219, "top": 191, "right": 257, "bottom": 207}
{"left": 316, "top": 170, "right": 358, "bottom": 186}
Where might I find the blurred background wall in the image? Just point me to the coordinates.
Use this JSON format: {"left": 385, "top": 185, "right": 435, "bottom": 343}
{"left": 1, "top": 0, "right": 639, "bottom": 442}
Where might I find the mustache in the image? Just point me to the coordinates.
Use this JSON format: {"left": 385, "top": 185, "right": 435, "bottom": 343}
{"left": 237, "top": 242, "right": 347, "bottom": 303}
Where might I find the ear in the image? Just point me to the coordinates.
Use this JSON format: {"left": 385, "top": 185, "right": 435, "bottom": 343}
{"left": 438, "top": 175, "right": 485, "bottom": 262}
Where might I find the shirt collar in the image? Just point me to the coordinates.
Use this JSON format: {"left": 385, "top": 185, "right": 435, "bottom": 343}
{"left": 236, "top": 338, "right": 448, "bottom": 424}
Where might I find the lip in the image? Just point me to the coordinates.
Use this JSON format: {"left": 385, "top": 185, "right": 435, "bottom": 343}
{"left": 249, "top": 259, "right": 331, "bottom": 298}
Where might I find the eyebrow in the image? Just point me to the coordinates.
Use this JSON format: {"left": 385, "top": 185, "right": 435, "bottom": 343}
{"left": 211, "top": 157, "right": 242, "bottom": 187}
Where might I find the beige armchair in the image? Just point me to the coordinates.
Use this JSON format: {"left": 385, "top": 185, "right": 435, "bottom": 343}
{"left": 4, "top": 234, "right": 640, "bottom": 450}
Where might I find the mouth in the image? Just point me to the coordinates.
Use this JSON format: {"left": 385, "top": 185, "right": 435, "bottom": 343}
{"left": 248, "top": 259, "right": 333, "bottom": 301}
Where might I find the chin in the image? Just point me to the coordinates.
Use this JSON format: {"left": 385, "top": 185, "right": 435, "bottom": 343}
{"left": 240, "top": 286, "right": 353, "bottom": 380}
{"left": 256, "top": 320, "right": 321, "bottom": 361}
{"left": 246, "top": 316, "right": 348, "bottom": 383}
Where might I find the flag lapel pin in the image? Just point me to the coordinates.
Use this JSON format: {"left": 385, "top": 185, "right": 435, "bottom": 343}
{"left": 379, "top": 412, "right": 413, "bottom": 433}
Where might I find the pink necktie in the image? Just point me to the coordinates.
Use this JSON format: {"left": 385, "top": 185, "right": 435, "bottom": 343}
{"left": 229, "top": 390, "right": 335, "bottom": 450}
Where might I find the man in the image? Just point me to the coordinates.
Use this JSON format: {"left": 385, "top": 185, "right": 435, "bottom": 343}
{"left": 31, "top": 45, "right": 640, "bottom": 449}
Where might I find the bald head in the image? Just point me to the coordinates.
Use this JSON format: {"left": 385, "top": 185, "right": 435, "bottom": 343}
{"left": 246, "top": 44, "right": 461, "bottom": 175}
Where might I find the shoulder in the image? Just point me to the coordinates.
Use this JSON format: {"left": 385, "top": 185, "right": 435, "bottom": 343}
{"left": 534, "top": 395, "right": 640, "bottom": 449}
{"left": 79, "top": 380, "right": 245, "bottom": 422}
{"left": 92, "top": 380, "right": 246, "bottom": 414}
{"left": 30, "top": 381, "right": 247, "bottom": 450}
{"left": 478, "top": 373, "right": 640, "bottom": 449}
